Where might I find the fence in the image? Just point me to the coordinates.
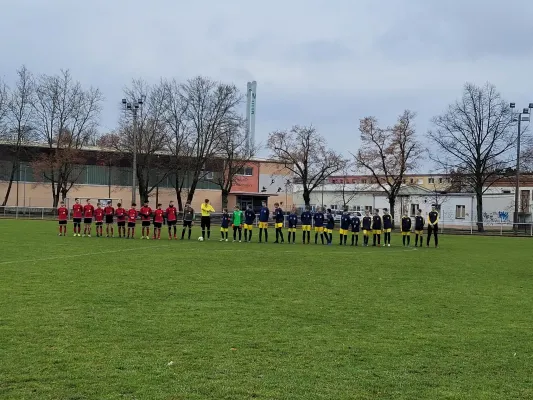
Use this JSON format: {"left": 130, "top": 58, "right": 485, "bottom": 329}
{"left": 1, "top": 207, "right": 532, "bottom": 236}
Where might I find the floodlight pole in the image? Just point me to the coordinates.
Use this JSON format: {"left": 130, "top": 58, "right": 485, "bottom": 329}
{"left": 510, "top": 102, "right": 533, "bottom": 231}
{"left": 122, "top": 98, "right": 143, "bottom": 204}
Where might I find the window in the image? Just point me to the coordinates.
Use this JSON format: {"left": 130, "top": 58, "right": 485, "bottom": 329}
{"left": 332, "top": 179, "right": 337, "bottom": 184}
{"left": 417, "top": 179, "right": 423, "bottom": 184}
{"left": 352, "top": 179, "right": 356, "bottom": 184}
{"left": 410, "top": 204, "right": 419, "bottom": 216}
{"left": 364, "top": 205, "right": 373, "bottom": 213}
{"left": 330, "top": 205, "right": 338, "bottom": 210}
{"left": 237, "top": 167, "right": 253, "bottom": 176}
{"left": 428, "top": 178, "right": 435, "bottom": 184}
{"left": 410, "top": 178, "right": 414, "bottom": 184}
{"left": 438, "top": 178, "right": 443, "bottom": 184}
{"left": 456, "top": 205, "right": 466, "bottom": 219}
{"left": 361, "top": 179, "right": 367, "bottom": 184}
{"left": 503, "top": 190, "right": 511, "bottom": 194}
{"left": 204, "top": 171, "right": 214, "bottom": 180}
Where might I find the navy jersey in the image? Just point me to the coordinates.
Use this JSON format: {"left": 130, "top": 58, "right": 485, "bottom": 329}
{"left": 288, "top": 213, "right": 298, "bottom": 228}
{"left": 351, "top": 216, "right": 360, "bottom": 232}
{"left": 221, "top": 212, "right": 230, "bottom": 228}
{"left": 259, "top": 207, "right": 270, "bottom": 222}
{"left": 362, "top": 216, "right": 372, "bottom": 230}
{"left": 314, "top": 212, "right": 324, "bottom": 227}
{"left": 244, "top": 209, "right": 256, "bottom": 225}
{"left": 372, "top": 215, "right": 382, "bottom": 230}
{"left": 401, "top": 216, "right": 412, "bottom": 232}
{"left": 274, "top": 207, "right": 284, "bottom": 223}
{"left": 340, "top": 213, "right": 351, "bottom": 230}
{"left": 300, "top": 211, "right": 312, "bottom": 225}
{"left": 415, "top": 215, "right": 424, "bottom": 231}
{"left": 428, "top": 211, "right": 439, "bottom": 225}
{"left": 326, "top": 213, "right": 335, "bottom": 229}
{"left": 383, "top": 214, "right": 393, "bottom": 229}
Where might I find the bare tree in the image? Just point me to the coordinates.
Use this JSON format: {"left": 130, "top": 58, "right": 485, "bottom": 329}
{"left": 1, "top": 66, "right": 36, "bottom": 206}
{"left": 31, "top": 70, "right": 102, "bottom": 206}
{"left": 212, "top": 118, "right": 255, "bottom": 208}
{"left": 333, "top": 161, "right": 358, "bottom": 209}
{"left": 355, "top": 110, "right": 423, "bottom": 222}
{"left": 427, "top": 83, "right": 515, "bottom": 231}
{"left": 114, "top": 79, "right": 169, "bottom": 203}
{"left": 180, "top": 76, "right": 242, "bottom": 204}
{"left": 162, "top": 78, "right": 194, "bottom": 211}
{"left": 268, "top": 125, "right": 345, "bottom": 207}
{"left": 95, "top": 133, "right": 123, "bottom": 198}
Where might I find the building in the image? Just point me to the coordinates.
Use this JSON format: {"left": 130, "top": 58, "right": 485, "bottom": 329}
{"left": 0, "top": 142, "right": 294, "bottom": 212}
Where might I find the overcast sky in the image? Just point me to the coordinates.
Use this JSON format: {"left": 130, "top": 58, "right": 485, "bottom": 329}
{"left": 2, "top": 0, "right": 533, "bottom": 171}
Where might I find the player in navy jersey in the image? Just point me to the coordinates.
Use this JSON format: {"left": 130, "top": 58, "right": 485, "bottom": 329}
{"left": 258, "top": 201, "right": 270, "bottom": 243}
{"left": 362, "top": 211, "right": 372, "bottom": 246}
{"left": 372, "top": 209, "right": 382, "bottom": 247}
{"left": 401, "top": 213, "right": 412, "bottom": 246}
{"left": 351, "top": 213, "right": 360, "bottom": 246}
{"left": 414, "top": 209, "right": 424, "bottom": 247}
{"left": 300, "top": 206, "right": 312, "bottom": 244}
{"left": 313, "top": 207, "right": 325, "bottom": 245}
{"left": 220, "top": 208, "right": 230, "bottom": 242}
{"left": 287, "top": 206, "right": 298, "bottom": 244}
{"left": 427, "top": 206, "right": 440, "bottom": 248}
{"left": 325, "top": 209, "right": 335, "bottom": 245}
{"left": 339, "top": 208, "right": 351, "bottom": 245}
{"left": 382, "top": 208, "right": 393, "bottom": 247}
{"left": 243, "top": 205, "right": 256, "bottom": 242}
{"left": 273, "top": 203, "right": 285, "bottom": 244}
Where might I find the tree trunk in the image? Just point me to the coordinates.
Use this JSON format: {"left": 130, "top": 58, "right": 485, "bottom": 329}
{"left": 303, "top": 188, "right": 311, "bottom": 207}
{"left": 221, "top": 189, "right": 229, "bottom": 209}
{"left": 174, "top": 177, "right": 184, "bottom": 211}
{"left": 186, "top": 178, "right": 198, "bottom": 204}
{"left": 52, "top": 184, "right": 60, "bottom": 208}
{"left": 1, "top": 162, "right": 18, "bottom": 206}
{"left": 476, "top": 191, "right": 484, "bottom": 232}
{"left": 137, "top": 172, "right": 149, "bottom": 203}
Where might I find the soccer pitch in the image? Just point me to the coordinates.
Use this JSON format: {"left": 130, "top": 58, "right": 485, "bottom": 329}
{"left": 1, "top": 221, "right": 532, "bottom": 400}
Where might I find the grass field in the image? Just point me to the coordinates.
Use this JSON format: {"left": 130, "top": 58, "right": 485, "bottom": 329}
{"left": 0, "top": 220, "right": 532, "bottom": 400}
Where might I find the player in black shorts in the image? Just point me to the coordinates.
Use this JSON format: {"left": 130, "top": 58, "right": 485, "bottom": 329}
{"left": 427, "top": 205, "right": 439, "bottom": 248}
{"left": 181, "top": 203, "right": 194, "bottom": 240}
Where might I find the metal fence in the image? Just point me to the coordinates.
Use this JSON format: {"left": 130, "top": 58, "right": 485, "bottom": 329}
{"left": 1, "top": 207, "right": 532, "bottom": 236}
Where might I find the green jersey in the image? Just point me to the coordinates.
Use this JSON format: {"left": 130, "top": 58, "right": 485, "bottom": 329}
{"left": 232, "top": 210, "right": 243, "bottom": 225}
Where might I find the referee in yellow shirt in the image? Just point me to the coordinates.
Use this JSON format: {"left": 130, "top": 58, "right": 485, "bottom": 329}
{"left": 200, "top": 198, "right": 215, "bottom": 239}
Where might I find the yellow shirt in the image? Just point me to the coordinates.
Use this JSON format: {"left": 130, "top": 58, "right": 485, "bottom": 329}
{"left": 201, "top": 203, "right": 215, "bottom": 217}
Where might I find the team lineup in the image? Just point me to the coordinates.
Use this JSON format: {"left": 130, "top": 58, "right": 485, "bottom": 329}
{"left": 57, "top": 198, "right": 441, "bottom": 247}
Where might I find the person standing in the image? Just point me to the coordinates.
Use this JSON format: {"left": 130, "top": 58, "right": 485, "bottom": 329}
{"left": 300, "top": 206, "right": 312, "bottom": 244}
{"left": 153, "top": 204, "right": 165, "bottom": 240}
{"left": 83, "top": 199, "right": 95, "bottom": 237}
{"left": 414, "top": 209, "right": 424, "bottom": 247}
{"left": 243, "top": 205, "right": 256, "bottom": 242}
{"left": 94, "top": 203, "right": 105, "bottom": 237}
{"left": 258, "top": 201, "right": 270, "bottom": 243}
{"left": 351, "top": 213, "right": 361, "bottom": 246}
{"left": 313, "top": 207, "right": 325, "bottom": 245}
{"left": 104, "top": 201, "right": 115, "bottom": 238}
{"left": 140, "top": 201, "right": 153, "bottom": 239}
{"left": 232, "top": 205, "right": 244, "bottom": 242}
{"left": 165, "top": 201, "right": 178, "bottom": 240}
{"left": 325, "top": 208, "right": 335, "bottom": 245}
{"left": 372, "top": 209, "right": 382, "bottom": 247}
{"left": 57, "top": 201, "right": 68, "bottom": 236}
{"left": 339, "top": 208, "right": 351, "bottom": 246}
{"left": 362, "top": 211, "right": 372, "bottom": 247}
{"left": 382, "top": 208, "right": 393, "bottom": 247}
{"left": 181, "top": 203, "right": 195, "bottom": 240}
{"left": 401, "top": 212, "right": 412, "bottom": 247}
{"left": 273, "top": 202, "right": 285, "bottom": 244}
{"left": 115, "top": 203, "right": 126, "bottom": 238}
{"left": 287, "top": 206, "right": 298, "bottom": 244}
{"left": 220, "top": 208, "right": 230, "bottom": 242}
{"left": 201, "top": 199, "right": 215, "bottom": 240}
{"left": 427, "top": 205, "right": 440, "bottom": 248}
{"left": 72, "top": 198, "right": 83, "bottom": 237}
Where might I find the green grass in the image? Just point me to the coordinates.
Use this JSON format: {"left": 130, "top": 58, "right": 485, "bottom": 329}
{"left": 0, "top": 220, "right": 532, "bottom": 400}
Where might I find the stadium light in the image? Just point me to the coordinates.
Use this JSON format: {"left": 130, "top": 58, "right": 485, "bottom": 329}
{"left": 122, "top": 98, "right": 143, "bottom": 204}
{"left": 511, "top": 102, "right": 533, "bottom": 230}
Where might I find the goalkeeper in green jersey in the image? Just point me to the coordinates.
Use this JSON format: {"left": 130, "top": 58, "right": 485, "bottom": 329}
{"left": 232, "top": 205, "right": 244, "bottom": 242}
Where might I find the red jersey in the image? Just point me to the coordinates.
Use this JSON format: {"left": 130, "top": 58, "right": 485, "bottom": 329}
{"left": 83, "top": 204, "right": 95, "bottom": 218}
{"left": 95, "top": 208, "right": 104, "bottom": 222}
{"left": 104, "top": 206, "right": 115, "bottom": 216}
{"left": 58, "top": 207, "right": 68, "bottom": 221}
{"left": 154, "top": 209, "right": 164, "bottom": 223}
{"left": 115, "top": 207, "right": 126, "bottom": 222}
{"left": 72, "top": 203, "right": 83, "bottom": 218}
{"left": 128, "top": 208, "right": 137, "bottom": 223}
{"left": 166, "top": 206, "right": 177, "bottom": 221}
{"left": 140, "top": 206, "right": 152, "bottom": 221}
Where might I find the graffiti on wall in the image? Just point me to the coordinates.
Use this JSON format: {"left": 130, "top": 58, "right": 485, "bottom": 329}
{"left": 482, "top": 211, "right": 510, "bottom": 225}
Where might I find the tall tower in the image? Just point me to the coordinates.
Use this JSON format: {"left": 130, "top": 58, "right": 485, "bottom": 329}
{"left": 245, "top": 81, "right": 257, "bottom": 153}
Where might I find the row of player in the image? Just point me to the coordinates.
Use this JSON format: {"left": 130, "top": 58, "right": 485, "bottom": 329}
{"left": 56, "top": 199, "right": 440, "bottom": 247}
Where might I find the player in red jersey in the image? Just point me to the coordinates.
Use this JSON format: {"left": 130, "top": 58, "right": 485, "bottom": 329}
{"left": 115, "top": 202, "right": 127, "bottom": 238}
{"left": 127, "top": 203, "right": 138, "bottom": 239}
{"left": 140, "top": 200, "right": 153, "bottom": 239}
{"left": 72, "top": 198, "right": 83, "bottom": 236}
{"left": 104, "top": 201, "right": 115, "bottom": 237}
{"left": 83, "top": 199, "right": 95, "bottom": 237}
{"left": 94, "top": 203, "right": 105, "bottom": 237}
{"left": 57, "top": 201, "right": 68, "bottom": 236}
{"left": 153, "top": 203, "right": 165, "bottom": 240}
{"left": 165, "top": 200, "right": 178, "bottom": 239}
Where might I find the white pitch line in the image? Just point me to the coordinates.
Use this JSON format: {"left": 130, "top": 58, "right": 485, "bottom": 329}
{"left": 0, "top": 244, "right": 173, "bottom": 265}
